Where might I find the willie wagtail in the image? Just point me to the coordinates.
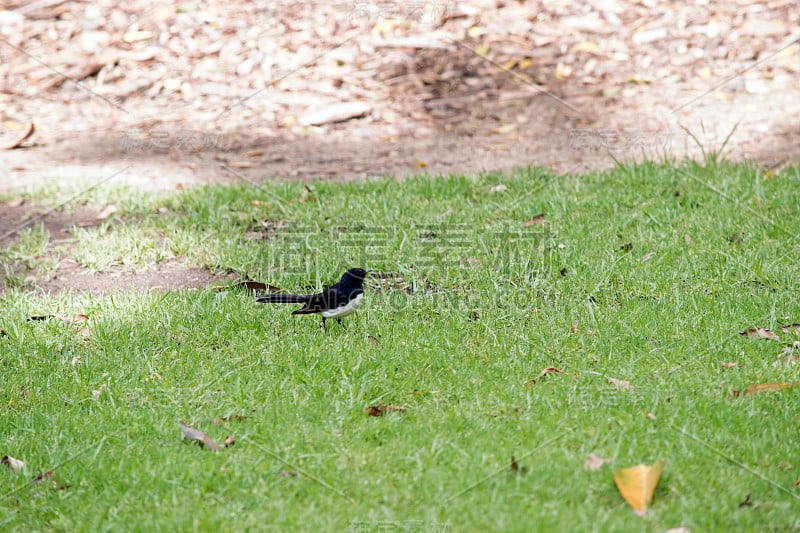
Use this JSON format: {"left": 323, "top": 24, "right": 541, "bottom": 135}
{"left": 255, "top": 268, "right": 370, "bottom": 329}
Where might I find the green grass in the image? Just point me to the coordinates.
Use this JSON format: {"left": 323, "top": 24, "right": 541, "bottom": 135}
{"left": 2, "top": 160, "right": 800, "bottom": 532}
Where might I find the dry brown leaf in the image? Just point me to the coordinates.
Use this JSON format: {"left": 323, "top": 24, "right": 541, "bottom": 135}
{"left": 7, "top": 196, "right": 25, "bottom": 208}
{"left": 32, "top": 470, "right": 69, "bottom": 490}
{"left": 738, "top": 493, "right": 752, "bottom": 507}
{"left": 584, "top": 453, "right": 612, "bottom": 471}
{"left": 683, "top": 233, "right": 692, "bottom": 245}
{"left": 608, "top": 377, "right": 632, "bottom": 391}
{"left": 490, "top": 184, "right": 507, "bottom": 193}
{"left": 0, "top": 121, "right": 35, "bottom": 150}
{"left": 743, "top": 382, "right": 800, "bottom": 396}
{"left": 364, "top": 403, "right": 407, "bottom": 417}
{"left": 774, "top": 343, "right": 800, "bottom": 367}
{"left": 510, "top": 455, "right": 528, "bottom": 475}
{"left": 781, "top": 323, "right": 800, "bottom": 334}
{"left": 96, "top": 205, "right": 118, "bottom": 220}
{"left": 571, "top": 321, "right": 580, "bottom": 333}
{"left": 223, "top": 435, "right": 236, "bottom": 448}
{"left": 179, "top": 421, "right": 220, "bottom": 450}
{"left": 613, "top": 461, "right": 664, "bottom": 514}
{"left": 1, "top": 455, "right": 25, "bottom": 473}
{"left": 92, "top": 384, "right": 106, "bottom": 400}
{"left": 522, "top": 214, "right": 546, "bottom": 227}
{"left": 279, "top": 470, "right": 298, "bottom": 477}
{"left": 720, "top": 362, "right": 738, "bottom": 369}
{"left": 539, "top": 367, "right": 564, "bottom": 377}
{"left": 739, "top": 328, "right": 779, "bottom": 340}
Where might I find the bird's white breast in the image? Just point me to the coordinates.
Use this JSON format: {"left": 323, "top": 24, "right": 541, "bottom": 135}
{"left": 321, "top": 293, "right": 364, "bottom": 319}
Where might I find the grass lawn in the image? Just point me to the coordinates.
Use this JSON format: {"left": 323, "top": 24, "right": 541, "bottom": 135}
{"left": 2, "top": 159, "right": 799, "bottom": 532}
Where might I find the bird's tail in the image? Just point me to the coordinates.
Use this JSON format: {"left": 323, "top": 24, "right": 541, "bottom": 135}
{"left": 255, "top": 294, "right": 310, "bottom": 304}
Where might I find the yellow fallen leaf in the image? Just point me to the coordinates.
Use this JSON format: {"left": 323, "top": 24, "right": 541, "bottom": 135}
{"left": 774, "top": 43, "right": 799, "bottom": 59}
{"left": 697, "top": 66, "right": 712, "bottom": 79}
{"left": 494, "top": 123, "right": 517, "bottom": 134}
{"left": 475, "top": 43, "right": 489, "bottom": 57}
{"left": 518, "top": 58, "right": 532, "bottom": 69}
{"left": 501, "top": 59, "right": 517, "bottom": 70}
{"left": 123, "top": 30, "right": 153, "bottom": 43}
{"left": 569, "top": 40, "right": 600, "bottom": 54}
{"left": 555, "top": 63, "right": 573, "bottom": 80}
{"left": 467, "top": 26, "right": 485, "bottom": 38}
{"left": 744, "top": 382, "right": 800, "bottom": 396}
{"left": 613, "top": 461, "right": 664, "bottom": 513}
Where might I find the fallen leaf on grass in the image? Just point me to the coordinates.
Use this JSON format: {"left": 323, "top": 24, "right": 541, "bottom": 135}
{"left": 510, "top": 455, "right": 528, "bottom": 475}
{"left": 364, "top": 403, "right": 407, "bottom": 417}
{"left": 6, "top": 196, "right": 25, "bottom": 208}
{"left": 223, "top": 436, "right": 235, "bottom": 448}
{"left": 720, "top": 362, "right": 739, "bottom": 369}
{"left": 92, "top": 384, "right": 106, "bottom": 400}
{"left": 489, "top": 184, "right": 507, "bottom": 193}
{"left": 521, "top": 214, "right": 546, "bottom": 227}
{"left": 179, "top": 421, "right": 220, "bottom": 450}
{"left": 739, "top": 328, "right": 779, "bottom": 340}
{"left": 781, "top": 323, "right": 800, "bottom": 334}
{"left": 584, "top": 453, "right": 612, "bottom": 471}
{"left": 32, "top": 471, "right": 69, "bottom": 490}
{"left": 608, "top": 377, "right": 632, "bottom": 391}
{"left": 743, "top": 382, "right": 800, "bottom": 395}
{"left": 540, "top": 367, "right": 563, "bottom": 377}
{"left": 738, "top": 493, "right": 752, "bottom": 507}
{"left": 1, "top": 455, "right": 25, "bottom": 473}
{"left": 571, "top": 321, "right": 580, "bottom": 333}
{"left": 279, "top": 470, "right": 298, "bottom": 477}
{"left": 96, "top": 205, "right": 118, "bottom": 220}
{"left": 210, "top": 415, "right": 250, "bottom": 425}
{"left": 525, "top": 367, "right": 564, "bottom": 386}
{"left": 613, "top": 461, "right": 664, "bottom": 515}
{"left": 774, "top": 343, "right": 800, "bottom": 367}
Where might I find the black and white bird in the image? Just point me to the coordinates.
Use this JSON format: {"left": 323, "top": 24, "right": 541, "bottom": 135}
{"left": 255, "top": 268, "right": 370, "bottom": 329}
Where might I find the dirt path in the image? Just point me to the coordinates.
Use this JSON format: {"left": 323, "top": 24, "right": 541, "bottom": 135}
{"left": 1, "top": 0, "right": 797, "bottom": 193}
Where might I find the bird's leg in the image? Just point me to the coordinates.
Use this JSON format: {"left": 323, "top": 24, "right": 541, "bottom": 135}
{"left": 321, "top": 317, "right": 327, "bottom": 331}
{"left": 337, "top": 318, "right": 347, "bottom": 331}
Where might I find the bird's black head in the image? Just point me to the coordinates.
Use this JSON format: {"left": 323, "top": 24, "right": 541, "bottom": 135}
{"left": 342, "top": 268, "right": 370, "bottom": 282}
